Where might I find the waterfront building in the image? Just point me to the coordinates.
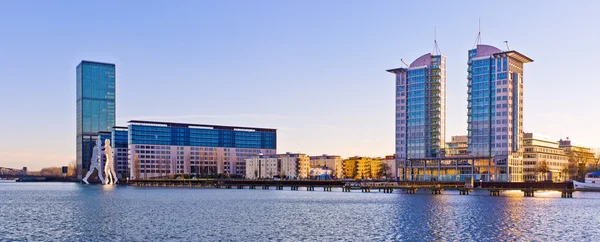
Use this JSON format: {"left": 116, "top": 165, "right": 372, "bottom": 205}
{"left": 76, "top": 61, "right": 116, "bottom": 178}
{"left": 127, "top": 120, "right": 276, "bottom": 179}
{"left": 559, "top": 138, "right": 598, "bottom": 179}
{"left": 112, "top": 126, "right": 129, "bottom": 178}
{"left": 296, "top": 154, "right": 311, "bottom": 179}
{"left": 382, "top": 155, "right": 398, "bottom": 180}
{"left": 342, "top": 157, "right": 383, "bottom": 179}
{"left": 523, "top": 133, "right": 568, "bottom": 182}
{"left": 309, "top": 155, "right": 344, "bottom": 179}
{"left": 387, "top": 51, "right": 446, "bottom": 180}
{"left": 245, "top": 153, "right": 308, "bottom": 179}
{"left": 245, "top": 155, "right": 279, "bottom": 179}
{"left": 467, "top": 44, "right": 533, "bottom": 182}
{"left": 444, "top": 135, "right": 468, "bottom": 157}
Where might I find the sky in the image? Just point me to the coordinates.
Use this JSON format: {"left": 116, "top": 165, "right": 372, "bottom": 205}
{"left": 1, "top": 0, "right": 599, "bottom": 170}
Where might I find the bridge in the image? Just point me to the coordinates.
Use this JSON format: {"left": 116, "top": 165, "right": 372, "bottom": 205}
{"left": 127, "top": 179, "right": 576, "bottom": 198}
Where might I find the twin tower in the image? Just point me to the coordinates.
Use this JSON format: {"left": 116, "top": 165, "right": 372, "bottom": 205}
{"left": 387, "top": 44, "right": 533, "bottom": 182}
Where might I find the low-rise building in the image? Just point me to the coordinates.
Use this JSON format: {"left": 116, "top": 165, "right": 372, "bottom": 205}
{"left": 342, "top": 157, "right": 383, "bottom": 179}
{"left": 382, "top": 155, "right": 398, "bottom": 180}
{"left": 309, "top": 155, "right": 343, "bottom": 179}
{"left": 523, "top": 133, "right": 568, "bottom": 182}
{"left": 245, "top": 153, "right": 309, "bottom": 179}
{"left": 444, "top": 135, "right": 468, "bottom": 157}
{"left": 245, "top": 155, "right": 280, "bottom": 179}
{"left": 559, "top": 138, "right": 598, "bottom": 179}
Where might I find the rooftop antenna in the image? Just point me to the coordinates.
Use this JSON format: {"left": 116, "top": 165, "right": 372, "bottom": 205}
{"left": 504, "top": 41, "right": 510, "bottom": 51}
{"left": 432, "top": 26, "right": 441, "bottom": 55}
{"left": 401, "top": 59, "right": 410, "bottom": 68}
{"left": 472, "top": 18, "right": 482, "bottom": 48}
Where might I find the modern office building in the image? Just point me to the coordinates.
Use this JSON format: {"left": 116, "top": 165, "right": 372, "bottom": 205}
{"left": 559, "top": 138, "right": 596, "bottom": 166}
{"left": 467, "top": 44, "right": 533, "bottom": 182}
{"left": 112, "top": 126, "right": 129, "bottom": 178}
{"left": 444, "top": 135, "right": 468, "bottom": 157}
{"left": 559, "top": 138, "right": 597, "bottom": 179}
{"left": 387, "top": 52, "right": 446, "bottom": 180}
{"left": 76, "top": 61, "right": 116, "bottom": 178}
{"left": 309, "top": 155, "right": 344, "bottom": 179}
{"left": 245, "top": 153, "right": 308, "bottom": 179}
{"left": 523, "top": 133, "right": 568, "bottom": 182}
{"left": 128, "top": 120, "right": 276, "bottom": 179}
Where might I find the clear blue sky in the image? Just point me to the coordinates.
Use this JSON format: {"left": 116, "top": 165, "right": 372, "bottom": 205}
{"left": 1, "top": 0, "right": 599, "bottom": 170}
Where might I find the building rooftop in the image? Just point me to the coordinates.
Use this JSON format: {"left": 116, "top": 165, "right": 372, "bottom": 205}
{"left": 309, "top": 154, "right": 341, "bottom": 159}
{"left": 472, "top": 45, "right": 533, "bottom": 63}
{"left": 448, "top": 135, "right": 468, "bottom": 143}
{"left": 493, "top": 50, "right": 534, "bottom": 63}
{"left": 79, "top": 60, "right": 116, "bottom": 66}
{"left": 385, "top": 67, "right": 408, "bottom": 74}
{"left": 128, "top": 120, "right": 276, "bottom": 132}
{"left": 409, "top": 53, "right": 432, "bottom": 68}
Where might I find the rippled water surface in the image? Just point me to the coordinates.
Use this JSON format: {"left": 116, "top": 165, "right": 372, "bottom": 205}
{"left": 1, "top": 183, "right": 599, "bottom": 241}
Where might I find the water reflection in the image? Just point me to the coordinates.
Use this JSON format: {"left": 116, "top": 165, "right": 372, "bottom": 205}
{"left": 1, "top": 183, "right": 599, "bottom": 241}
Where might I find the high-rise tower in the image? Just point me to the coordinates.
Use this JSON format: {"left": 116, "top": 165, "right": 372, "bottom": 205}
{"left": 76, "top": 61, "right": 116, "bottom": 178}
{"left": 467, "top": 45, "right": 532, "bottom": 182}
{"left": 387, "top": 52, "right": 446, "bottom": 180}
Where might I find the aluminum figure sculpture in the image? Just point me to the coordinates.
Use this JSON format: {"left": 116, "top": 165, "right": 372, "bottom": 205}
{"left": 104, "top": 139, "right": 119, "bottom": 185}
{"left": 82, "top": 138, "right": 106, "bottom": 184}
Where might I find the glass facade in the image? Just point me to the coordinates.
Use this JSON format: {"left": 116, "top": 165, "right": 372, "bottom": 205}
{"left": 467, "top": 50, "right": 497, "bottom": 157}
{"left": 467, "top": 45, "right": 532, "bottom": 181}
{"left": 388, "top": 53, "right": 446, "bottom": 180}
{"left": 127, "top": 121, "right": 277, "bottom": 179}
{"left": 128, "top": 122, "right": 276, "bottom": 149}
{"left": 76, "top": 61, "right": 116, "bottom": 178}
{"left": 111, "top": 127, "right": 129, "bottom": 178}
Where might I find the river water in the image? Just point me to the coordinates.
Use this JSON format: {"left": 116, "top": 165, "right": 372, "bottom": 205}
{"left": 1, "top": 182, "right": 598, "bottom": 241}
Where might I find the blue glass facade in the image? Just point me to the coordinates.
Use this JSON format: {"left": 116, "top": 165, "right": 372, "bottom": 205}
{"left": 467, "top": 51, "right": 498, "bottom": 157}
{"left": 406, "top": 67, "right": 427, "bottom": 158}
{"left": 111, "top": 128, "right": 128, "bottom": 149}
{"left": 389, "top": 53, "right": 446, "bottom": 181}
{"left": 76, "top": 61, "right": 116, "bottom": 178}
{"left": 128, "top": 121, "right": 276, "bottom": 149}
{"left": 467, "top": 45, "right": 532, "bottom": 181}
{"left": 111, "top": 127, "right": 129, "bottom": 177}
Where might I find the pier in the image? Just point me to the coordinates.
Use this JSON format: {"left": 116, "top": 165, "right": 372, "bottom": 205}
{"left": 128, "top": 179, "right": 577, "bottom": 198}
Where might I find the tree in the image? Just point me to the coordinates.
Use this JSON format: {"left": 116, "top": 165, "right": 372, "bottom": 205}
{"left": 563, "top": 161, "right": 579, "bottom": 181}
{"left": 39, "top": 167, "right": 63, "bottom": 176}
{"left": 535, "top": 160, "right": 550, "bottom": 181}
{"left": 568, "top": 151, "right": 589, "bottom": 181}
{"left": 378, "top": 163, "right": 392, "bottom": 180}
{"left": 67, "top": 160, "right": 77, "bottom": 176}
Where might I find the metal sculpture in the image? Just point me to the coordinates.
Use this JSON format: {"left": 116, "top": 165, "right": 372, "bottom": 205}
{"left": 104, "top": 139, "right": 119, "bottom": 185}
{"left": 82, "top": 138, "right": 106, "bottom": 184}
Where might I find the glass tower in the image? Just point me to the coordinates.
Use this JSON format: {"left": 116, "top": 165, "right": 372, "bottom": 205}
{"left": 76, "top": 61, "right": 116, "bottom": 178}
{"left": 467, "top": 45, "right": 532, "bottom": 181}
{"left": 387, "top": 53, "right": 446, "bottom": 180}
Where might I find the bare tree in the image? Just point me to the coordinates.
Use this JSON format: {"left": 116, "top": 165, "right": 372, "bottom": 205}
{"left": 378, "top": 163, "right": 392, "bottom": 180}
{"left": 67, "top": 160, "right": 77, "bottom": 176}
{"left": 536, "top": 160, "right": 550, "bottom": 181}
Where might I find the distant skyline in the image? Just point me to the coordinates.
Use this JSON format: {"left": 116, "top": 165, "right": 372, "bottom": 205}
{"left": 1, "top": 1, "right": 599, "bottom": 170}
